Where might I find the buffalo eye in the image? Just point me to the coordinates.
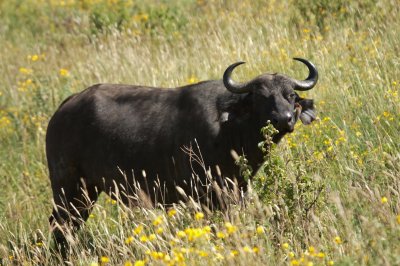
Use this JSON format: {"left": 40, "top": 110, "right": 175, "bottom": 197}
{"left": 288, "top": 93, "right": 296, "bottom": 101}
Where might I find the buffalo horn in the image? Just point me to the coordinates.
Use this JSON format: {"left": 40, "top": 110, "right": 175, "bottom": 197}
{"left": 223, "top": 62, "right": 251, "bottom": 94}
{"left": 292, "top": 58, "right": 318, "bottom": 91}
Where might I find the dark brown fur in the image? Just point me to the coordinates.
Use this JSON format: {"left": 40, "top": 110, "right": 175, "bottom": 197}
{"left": 46, "top": 62, "right": 317, "bottom": 247}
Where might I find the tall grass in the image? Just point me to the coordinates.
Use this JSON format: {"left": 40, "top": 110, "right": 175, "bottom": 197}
{"left": 0, "top": 0, "right": 399, "bottom": 265}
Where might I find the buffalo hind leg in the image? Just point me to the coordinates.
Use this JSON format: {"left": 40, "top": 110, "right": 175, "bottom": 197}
{"left": 49, "top": 178, "right": 99, "bottom": 256}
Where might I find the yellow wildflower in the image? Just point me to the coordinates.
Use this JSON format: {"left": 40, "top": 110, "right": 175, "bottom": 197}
{"left": 203, "top": 225, "right": 211, "bottom": 233}
{"left": 134, "top": 260, "right": 145, "bottom": 266}
{"left": 149, "top": 234, "right": 156, "bottom": 241}
{"left": 141, "top": 14, "right": 149, "bottom": 21}
{"left": 188, "top": 76, "right": 199, "bottom": 84}
{"left": 177, "top": 230, "right": 186, "bottom": 238}
{"left": 184, "top": 227, "right": 207, "bottom": 242}
{"left": 140, "top": 235, "right": 149, "bottom": 242}
{"left": 0, "top": 116, "right": 11, "bottom": 128}
{"left": 125, "top": 236, "right": 134, "bottom": 244}
{"left": 252, "top": 247, "right": 260, "bottom": 253}
{"left": 355, "top": 131, "right": 362, "bottom": 137}
{"left": 124, "top": 261, "right": 133, "bottom": 266}
{"left": 19, "top": 67, "right": 33, "bottom": 75}
{"left": 282, "top": 243, "right": 289, "bottom": 249}
{"left": 216, "top": 232, "right": 225, "bottom": 239}
{"left": 100, "top": 256, "right": 110, "bottom": 263}
{"left": 313, "top": 151, "right": 324, "bottom": 161}
{"left": 31, "top": 54, "right": 39, "bottom": 61}
{"left": 132, "top": 13, "right": 149, "bottom": 22}
{"left": 156, "top": 227, "right": 164, "bottom": 234}
{"left": 336, "top": 136, "right": 347, "bottom": 143}
{"left": 381, "top": 197, "right": 388, "bottom": 204}
{"left": 243, "top": 246, "right": 252, "bottom": 253}
{"left": 173, "top": 251, "right": 185, "bottom": 263}
{"left": 396, "top": 215, "right": 400, "bottom": 224}
{"left": 198, "top": 250, "right": 209, "bottom": 257}
{"left": 287, "top": 138, "right": 297, "bottom": 148}
{"left": 230, "top": 250, "right": 239, "bottom": 257}
{"left": 225, "top": 222, "right": 237, "bottom": 234}
{"left": 308, "top": 246, "right": 315, "bottom": 254}
{"left": 195, "top": 212, "right": 204, "bottom": 220}
{"left": 328, "top": 260, "right": 334, "bottom": 265}
{"left": 334, "top": 236, "right": 342, "bottom": 244}
{"left": 152, "top": 216, "right": 163, "bottom": 226}
{"left": 291, "top": 259, "right": 300, "bottom": 266}
{"left": 59, "top": 68, "right": 69, "bottom": 77}
{"left": 163, "top": 254, "right": 171, "bottom": 262}
{"left": 133, "top": 225, "right": 143, "bottom": 235}
{"left": 289, "top": 252, "right": 295, "bottom": 258}
{"left": 316, "top": 252, "right": 325, "bottom": 258}
{"left": 150, "top": 251, "right": 164, "bottom": 260}
{"left": 168, "top": 209, "right": 177, "bottom": 217}
{"left": 256, "top": 225, "right": 264, "bottom": 234}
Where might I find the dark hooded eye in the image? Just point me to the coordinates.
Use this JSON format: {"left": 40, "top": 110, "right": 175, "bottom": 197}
{"left": 288, "top": 93, "right": 296, "bottom": 100}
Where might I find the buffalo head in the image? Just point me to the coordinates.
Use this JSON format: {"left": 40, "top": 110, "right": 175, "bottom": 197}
{"left": 223, "top": 58, "right": 318, "bottom": 141}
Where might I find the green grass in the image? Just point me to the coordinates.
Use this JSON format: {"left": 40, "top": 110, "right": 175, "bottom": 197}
{"left": 0, "top": 0, "right": 399, "bottom": 265}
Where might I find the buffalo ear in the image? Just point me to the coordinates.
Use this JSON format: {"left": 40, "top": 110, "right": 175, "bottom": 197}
{"left": 220, "top": 111, "right": 235, "bottom": 123}
{"left": 297, "top": 98, "right": 316, "bottom": 125}
{"left": 220, "top": 94, "right": 252, "bottom": 124}
{"left": 219, "top": 108, "right": 249, "bottom": 124}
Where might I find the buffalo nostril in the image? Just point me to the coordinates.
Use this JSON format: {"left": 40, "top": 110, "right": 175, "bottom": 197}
{"left": 285, "top": 112, "right": 293, "bottom": 123}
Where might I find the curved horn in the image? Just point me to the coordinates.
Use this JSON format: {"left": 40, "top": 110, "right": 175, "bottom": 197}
{"left": 292, "top": 58, "right": 318, "bottom": 91}
{"left": 223, "top": 61, "right": 251, "bottom": 94}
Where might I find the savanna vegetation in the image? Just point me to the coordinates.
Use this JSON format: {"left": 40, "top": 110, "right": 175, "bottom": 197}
{"left": 0, "top": 0, "right": 399, "bottom": 265}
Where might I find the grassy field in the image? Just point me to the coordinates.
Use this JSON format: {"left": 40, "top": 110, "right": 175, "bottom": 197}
{"left": 0, "top": 0, "right": 399, "bottom": 265}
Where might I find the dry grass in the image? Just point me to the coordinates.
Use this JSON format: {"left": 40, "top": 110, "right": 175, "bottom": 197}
{"left": 0, "top": 0, "right": 399, "bottom": 265}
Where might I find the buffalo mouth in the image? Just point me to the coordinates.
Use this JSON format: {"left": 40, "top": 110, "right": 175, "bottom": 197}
{"left": 287, "top": 126, "right": 295, "bottom": 133}
{"left": 279, "top": 124, "right": 295, "bottom": 134}
{"left": 272, "top": 130, "right": 286, "bottom": 143}
{"left": 270, "top": 122, "right": 294, "bottom": 143}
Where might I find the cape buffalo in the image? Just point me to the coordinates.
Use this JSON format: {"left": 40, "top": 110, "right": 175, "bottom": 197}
{"left": 47, "top": 58, "right": 318, "bottom": 244}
